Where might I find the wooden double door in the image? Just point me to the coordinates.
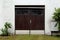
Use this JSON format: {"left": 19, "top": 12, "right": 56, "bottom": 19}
{"left": 15, "top": 5, "right": 45, "bottom": 30}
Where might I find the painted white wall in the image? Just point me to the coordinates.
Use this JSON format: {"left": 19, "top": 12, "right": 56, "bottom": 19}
{"left": 0, "top": 0, "right": 60, "bottom": 35}
{"left": 15, "top": 0, "right": 45, "bottom": 5}
{"left": 45, "top": 0, "right": 60, "bottom": 35}
{"left": 1, "top": 0, "right": 15, "bottom": 34}
{"left": 0, "top": 0, "right": 3, "bottom": 34}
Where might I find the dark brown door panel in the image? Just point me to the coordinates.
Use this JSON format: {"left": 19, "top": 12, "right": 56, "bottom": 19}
{"left": 30, "top": 15, "right": 44, "bottom": 30}
{"left": 15, "top": 15, "right": 30, "bottom": 30}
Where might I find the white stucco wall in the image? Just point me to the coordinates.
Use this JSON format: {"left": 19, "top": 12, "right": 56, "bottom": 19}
{"left": 0, "top": 0, "right": 3, "bottom": 34}
{"left": 15, "top": 0, "right": 45, "bottom": 5}
{"left": 0, "top": 0, "right": 60, "bottom": 35}
{"left": 0, "top": 0, "right": 15, "bottom": 34}
{"left": 45, "top": 0, "right": 60, "bottom": 35}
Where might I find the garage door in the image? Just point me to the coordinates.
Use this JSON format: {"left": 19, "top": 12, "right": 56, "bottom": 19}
{"left": 15, "top": 5, "right": 45, "bottom": 30}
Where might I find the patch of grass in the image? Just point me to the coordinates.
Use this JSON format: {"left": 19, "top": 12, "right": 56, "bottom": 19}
{"left": 0, "top": 35, "right": 60, "bottom": 40}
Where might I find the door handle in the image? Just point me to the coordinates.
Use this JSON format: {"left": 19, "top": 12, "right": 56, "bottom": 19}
{"left": 30, "top": 19, "right": 31, "bottom": 24}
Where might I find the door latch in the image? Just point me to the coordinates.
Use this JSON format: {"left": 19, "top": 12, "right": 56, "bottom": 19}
{"left": 30, "top": 19, "right": 31, "bottom": 24}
